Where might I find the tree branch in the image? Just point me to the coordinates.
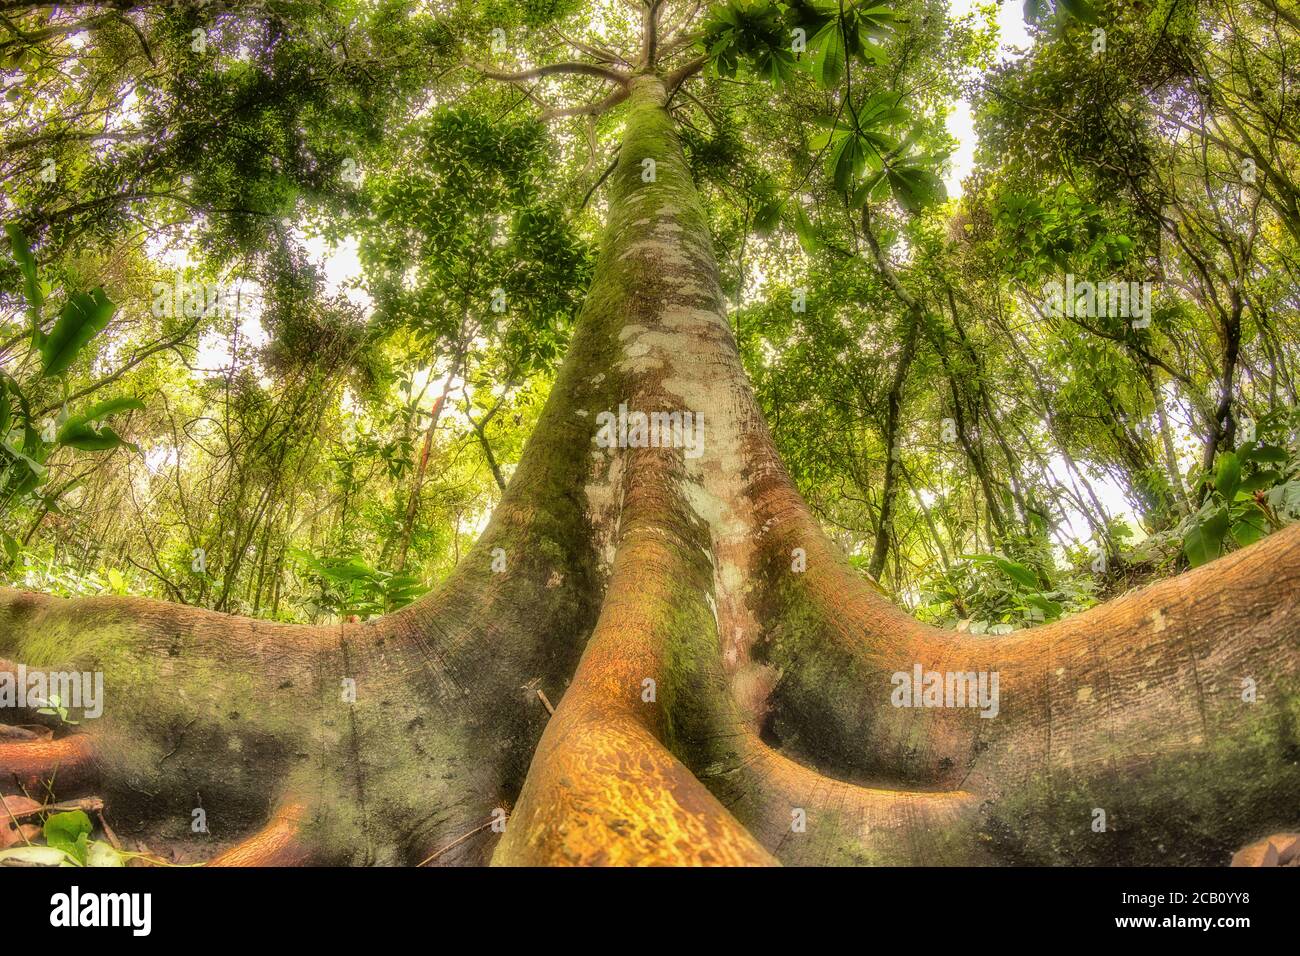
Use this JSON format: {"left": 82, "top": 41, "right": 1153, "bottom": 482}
{"left": 641, "top": 0, "right": 666, "bottom": 69}
{"left": 663, "top": 54, "right": 707, "bottom": 95}
{"left": 473, "top": 60, "right": 630, "bottom": 86}
{"left": 540, "top": 86, "right": 630, "bottom": 121}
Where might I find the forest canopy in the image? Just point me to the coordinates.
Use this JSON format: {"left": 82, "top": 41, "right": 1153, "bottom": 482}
{"left": 2, "top": 1, "right": 1296, "bottom": 630}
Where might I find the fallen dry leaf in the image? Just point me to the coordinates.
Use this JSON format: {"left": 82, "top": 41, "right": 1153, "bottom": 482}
{"left": 0, "top": 795, "right": 44, "bottom": 848}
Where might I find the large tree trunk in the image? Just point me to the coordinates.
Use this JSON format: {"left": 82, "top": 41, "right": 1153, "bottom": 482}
{"left": 1, "top": 74, "right": 1297, "bottom": 868}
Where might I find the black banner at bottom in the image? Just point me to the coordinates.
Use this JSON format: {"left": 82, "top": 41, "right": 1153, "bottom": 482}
{"left": 1, "top": 866, "right": 1284, "bottom": 942}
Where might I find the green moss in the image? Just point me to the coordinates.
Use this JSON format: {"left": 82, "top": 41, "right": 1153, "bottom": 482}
{"left": 982, "top": 692, "right": 1300, "bottom": 864}
{"left": 756, "top": 574, "right": 887, "bottom": 773}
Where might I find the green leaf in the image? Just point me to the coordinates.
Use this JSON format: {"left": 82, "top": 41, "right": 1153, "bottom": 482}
{"left": 752, "top": 179, "right": 783, "bottom": 234}
{"left": 809, "top": 20, "right": 845, "bottom": 87}
{"left": 1214, "top": 451, "right": 1241, "bottom": 503}
{"left": 59, "top": 424, "right": 132, "bottom": 452}
{"left": 1022, "top": 0, "right": 1050, "bottom": 22}
{"left": 1243, "top": 445, "right": 1287, "bottom": 465}
{"left": 807, "top": 127, "right": 838, "bottom": 152}
{"left": 1025, "top": 593, "right": 1063, "bottom": 621}
{"left": 829, "top": 139, "right": 859, "bottom": 195}
{"left": 791, "top": 204, "right": 820, "bottom": 254}
{"left": 856, "top": 92, "right": 911, "bottom": 129}
{"left": 1241, "top": 470, "right": 1281, "bottom": 493}
{"left": 756, "top": 46, "right": 797, "bottom": 85}
{"left": 1, "top": 372, "right": 37, "bottom": 453}
{"left": 850, "top": 170, "right": 889, "bottom": 207}
{"left": 40, "top": 288, "right": 116, "bottom": 378}
{"left": 1183, "top": 506, "right": 1230, "bottom": 567}
{"left": 753, "top": 200, "right": 782, "bottom": 234}
{"left": 1058, "top": 0, "right": 1098, "bottom": 24}
{"left": 4, "top": 223, "right": 43, "bottom": 330}
{"left": 56, "top": 396, "right": 144, "bottom": 451}
{"left": 43, "top": 810, "right": 93, "bottom": 865}
{"left": 1231, "top": 505, "right": 1268, "bottom": 547}
{"left": 1266, "top": 481, "right": 1300, "bottom": 518}
{"left": 886, "top": 164, "right": 947, "bottom": 213}
{"left": 73, "top": 395, "right": 144, "bottom": 421}
{"left": 994, "top": 557, "right": 1039, "bottom": 590}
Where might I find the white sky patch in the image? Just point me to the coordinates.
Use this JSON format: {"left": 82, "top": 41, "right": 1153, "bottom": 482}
{"left": 1041, "top": 354, "right": 1205, "bottom": 551}
{"left": 352, "top": 359, "right": 478, "bottom": 436}
{"left": 1159, "top": 380, "right": 1206, "bottom": 474}
{"left": 1045, "top": 453, "right": 1136, "bottom": 545}
{"left": 143, "top": 232, "right": 193, "bottom": 271}
{"left": 944, "top": 98, "right": 977, "bottom": 198}
{"left": 136, "top": 232, "right": 271, "bottom": 381}
{"left": 297, "top": 232, "right": 374, "bottom": 314}
{"left": 463, "top": 507, "right": 493, "bottom": 538}
{"left": 193, "top": 313, "right": 268, "bottom": 373}
{"left": 104, "top": 88, "right": 141, "bottom": 138}
{"left": 192, "top": 283, "right": 268, "bottom": 378}
{"left": 943, "top": 1, "right": 1033, "bottom": 197}
{"left": 144, "top": 443, "right": 178, "bottom": 475}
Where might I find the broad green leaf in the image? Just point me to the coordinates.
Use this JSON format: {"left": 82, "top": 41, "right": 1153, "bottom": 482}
{"left": 1231, "top": 505, "right": 1268, "bottom": 547}
{"left": 752, "top": 196, "right": 782, "bottom": 234}
{"left": 56, "top": 396, "right": 144, "bottom": 451}
{"left": 43, "top": 809, "right": 93, "bottom": 865}
{"left": 1243, "top": 445, "right": 1287, "bottom": 465}
{"left": 1025, "top": 593, "right": 1063, "bottom": 621}
{"left": 4, "top": 223, "right": 43, "bottom": 327}
{"left": 40, "top": 288, "right": 116, "bottom": 378}
{"left": 791, "top": 204, "right": 820, "bottom": 254}
{"left": 886, "top": 165, "right": 947, "bottom": 213}
{"left": 809, "top": 20, "right": 845, "bottom": 87}
{"left": 60, "top": 426, "right": 134, "bottom": 453}
{"left": 1, "top": 531, "right": 17, "bottom": 563}
{"left": 828, "top": 132, "right": 863, "bottom": 194}
{"left": 994, "top": 557, "right": 1039, "bottom": 590}
{"left": 857, "top": 92, "right": 910, "bottom": 129}
{"left": 1058, "top": 0, "right": 1098, "bottom": 24}
{"left": 808, "top": 128, "right": 838, "bottom": 152}
{"left": 1023, "top": 0, "right": 1050, "bottom": 22}
{"left": 1214, "top": 451, "right": 1241, "bottom": 503}
{"left": 1266, "top": 481, "right": 1300, "bottom": 518}
{"left": 1183, "top": 507, "right": 1230, "bottom": 567}
{"left": 756, "top": 47, "right": 797, "bottom": 85}
{"left": 1241, "top": 470, "right": 1280, "bottom": 493}
{"left": 850, "top": 170, "right": 887, "bottom": 207}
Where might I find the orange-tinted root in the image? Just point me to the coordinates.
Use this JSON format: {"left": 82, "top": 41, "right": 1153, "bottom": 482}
{"left": 0, "top": 734, "right": 97, "bottom": 794}
{"left": 207, "top": 802, "right": 315, "bottom": 867}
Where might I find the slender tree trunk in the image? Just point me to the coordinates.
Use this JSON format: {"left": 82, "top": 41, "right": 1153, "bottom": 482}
{"left": 867, "top": 316, "right": 918, "bottom": 581}
{"left": 1142, "top": 362, "right": 1192, "bottom": 516}
{"left": 1200, "top": 294, "right": 1243, "bottom": 481}
{"left": 393, "top": 392, "right": 447, "bottom": 575}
